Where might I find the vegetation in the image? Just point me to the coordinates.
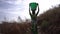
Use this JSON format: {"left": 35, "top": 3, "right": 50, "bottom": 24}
{"left": 0, "top": 5, "right": 60, "bottom": 34}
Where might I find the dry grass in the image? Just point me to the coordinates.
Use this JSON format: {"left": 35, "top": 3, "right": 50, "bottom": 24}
{"left": 0, "top": 4, "right": 60, "bottom": 34}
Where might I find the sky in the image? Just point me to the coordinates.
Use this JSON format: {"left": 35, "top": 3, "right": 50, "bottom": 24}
{"left": 0, "top": 0, "right": 60, "bottom": 21}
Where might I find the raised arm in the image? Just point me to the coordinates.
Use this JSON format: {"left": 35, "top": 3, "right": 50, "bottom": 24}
{"left": 29, "top": 7, "right": 32, "bottom": 16}
{"left": 36, "top": 5, "right": 39, "bottom": 16}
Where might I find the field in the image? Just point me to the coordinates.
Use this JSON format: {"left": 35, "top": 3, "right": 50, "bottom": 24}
{"left": 0, "top": 5, "right": 60, "bottom": 34}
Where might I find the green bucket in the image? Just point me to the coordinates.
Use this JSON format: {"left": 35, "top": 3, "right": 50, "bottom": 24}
{"left": 29, "top": 2, "right": 38, "bottom": 11}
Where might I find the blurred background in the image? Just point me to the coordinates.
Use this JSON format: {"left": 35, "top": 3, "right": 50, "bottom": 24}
{"left": 0, "top": 0, "right": 60, "bottom": 22}
{"left": 0, "top": 0, "right": 60, "bottom": 34}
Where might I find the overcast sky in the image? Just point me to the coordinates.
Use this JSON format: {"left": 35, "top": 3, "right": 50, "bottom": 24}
{"left": 0, "top": 0, "right": 60, "bottom": 21}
